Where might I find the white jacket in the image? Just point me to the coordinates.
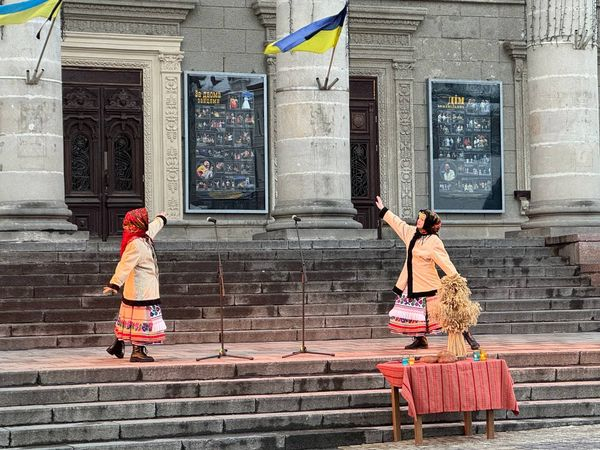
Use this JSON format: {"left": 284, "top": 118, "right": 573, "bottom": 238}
{"left": 108, "top": 217, "right": 165, "bottom": 301}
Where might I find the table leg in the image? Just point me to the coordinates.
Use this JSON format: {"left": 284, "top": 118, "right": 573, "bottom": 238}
{"left": 463, "top": 411, "right": 472, "bottom": 436}
{"left": 414, "top": 415, "right": 423, "bottom": 445}
{"left": 391, "top": 386, "right": 402, "bottom": 441}
{"left": 486, "top": 410, "right": 495, "bottom": 439}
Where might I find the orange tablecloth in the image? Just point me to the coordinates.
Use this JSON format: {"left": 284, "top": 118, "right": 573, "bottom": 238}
{"left": 379, "top": 359, "right": 519, "bottom": 418}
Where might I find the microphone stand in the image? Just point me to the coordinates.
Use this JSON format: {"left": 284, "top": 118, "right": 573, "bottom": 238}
{"left": 197, "top": 218, "right": 253, "bottom": 361}
{"left": 282, "top": 216, "right": 335, "bottom": 358}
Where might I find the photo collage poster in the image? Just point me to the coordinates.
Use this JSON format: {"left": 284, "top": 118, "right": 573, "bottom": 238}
{"left": 185, "top": 73, "right": 267, "bottom": 213}
{"left": 428, "top": 80, "right": 504, "bottom": 213}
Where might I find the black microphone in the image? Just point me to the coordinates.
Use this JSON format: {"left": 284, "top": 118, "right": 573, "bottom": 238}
{"left": 292, "top": 215, "right": 301, "bottom": 222}
{"left": 207, "top": 217, "right": 217, "bottom": 224}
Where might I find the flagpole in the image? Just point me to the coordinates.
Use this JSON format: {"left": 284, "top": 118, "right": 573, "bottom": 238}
{"left": 317, "top": 42, "right": 339, "bottom": 91}
{"left": 26, "top": 11, "right": 59, "bottom": 85}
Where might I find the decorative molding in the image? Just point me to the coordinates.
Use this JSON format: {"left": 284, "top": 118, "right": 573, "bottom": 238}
{"left": 266, "top": 55, "right": 278, "bottom": 206}
{"left": 160, "top": 53, "right": 184, "bottom": 219}
{"left": 504, "top": 41, "right": 530, "bottom": 202}
{"left": 62, "top": 55, "right": 155, "bottom": 213}
{"left": 350, "top": 33, "right": 410, "bottom": 48}
{"left": 396, "top": 82, "right": 415, "bottom": 219}
{"left": 526, "top": 0, "right": 597, "bottom": 49}
{"left": 63, "top": 0, "right": 198, "bottom": 36}
{"left": 252, "top": 1, "right": 276, "bottom": 45}
{"left": 65, "top": 20, "right": 178, "bottom": 36}
{"left": 62, "top": 32, "right": 185, "bottom": 219}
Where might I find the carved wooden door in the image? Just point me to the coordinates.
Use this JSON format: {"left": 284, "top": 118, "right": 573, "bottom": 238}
{"left": 63, "top": 68, "right": 144, "bottom": 240}
{"left": 350, "top": 77, "right": 380, "bottom": 230}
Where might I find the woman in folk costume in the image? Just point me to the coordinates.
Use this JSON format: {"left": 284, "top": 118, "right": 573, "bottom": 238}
{"left": 375, "top": 196, "right": 479, "bottom": 350}
{"left": 103, "top": 208, "right": 168, "bottom": 362}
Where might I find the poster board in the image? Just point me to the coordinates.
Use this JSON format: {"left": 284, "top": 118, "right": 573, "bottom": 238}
{"left": 428, "top": 79, "right": 504, "bottom": 213}
{"left": 184, "top": 72, "right": 268, "bottom": 213}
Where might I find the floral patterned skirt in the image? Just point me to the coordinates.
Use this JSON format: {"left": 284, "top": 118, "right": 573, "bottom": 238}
{"left": 114, "top": 301, "right": 166, "bottom": 345}
{"left": 388, "top": 292, "right": 442, "bottom": 337}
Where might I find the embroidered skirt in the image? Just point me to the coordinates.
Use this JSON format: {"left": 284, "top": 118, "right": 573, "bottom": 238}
{"left": 114, "top": 302, "right": 167, "bottom": 345}
{"left": 388, "top": 292, "right": 442, "bottom": 336}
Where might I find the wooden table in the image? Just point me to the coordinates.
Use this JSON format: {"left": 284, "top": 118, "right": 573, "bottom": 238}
{"left": 377, "top": 358, "right": 519, "bottom": 445}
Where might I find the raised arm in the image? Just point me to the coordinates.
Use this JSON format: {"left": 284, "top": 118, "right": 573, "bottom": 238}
{"left": 375, "top": 195, "right": 414, "bottom": 243}
{"left": 147, "top": 212, "right": 167, "bottom": 240}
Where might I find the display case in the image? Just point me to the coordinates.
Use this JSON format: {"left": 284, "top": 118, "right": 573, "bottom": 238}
{"left": 184, "top": 72, "right": 268, "bottom": 213}
{"left": 428, "top": 79, "right": 504, "bottom": 213}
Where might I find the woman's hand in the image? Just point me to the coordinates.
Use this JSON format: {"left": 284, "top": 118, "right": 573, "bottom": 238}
{"left": 103, "top": 286, "right": 117, "bottom": 296}
{"left": 375, "top": 195, "right": 384, "bottom": 210}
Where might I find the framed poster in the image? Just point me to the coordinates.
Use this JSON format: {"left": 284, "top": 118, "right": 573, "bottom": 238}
{"left": 428, "top": 79, "right": 504, "bottom": 213}
{"left": 184, "top": 72, "right": 268, "bottom": 213}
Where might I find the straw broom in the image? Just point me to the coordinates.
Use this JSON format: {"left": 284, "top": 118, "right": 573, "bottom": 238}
{"left": 429, "top": 274, "right": 481, "bottom": 357}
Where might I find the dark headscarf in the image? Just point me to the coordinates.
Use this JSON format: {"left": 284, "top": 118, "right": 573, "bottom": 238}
{"left": 418, "top": 209, "right": 442, "bottom": 235}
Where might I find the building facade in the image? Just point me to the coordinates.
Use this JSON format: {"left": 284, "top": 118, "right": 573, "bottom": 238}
{"left": 1, "top": 0, "right": 599, "bottom": 241}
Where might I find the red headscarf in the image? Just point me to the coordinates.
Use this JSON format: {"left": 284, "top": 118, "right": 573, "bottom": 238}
{"left": 120, "top": 207, "right": 150, "bottom": 256}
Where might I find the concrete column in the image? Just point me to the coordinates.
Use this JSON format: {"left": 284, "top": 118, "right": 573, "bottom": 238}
{"left": 523, "top": 0, "right": 600, "bottom": 232}
{"left": 0, "top": 6, "right": 77, "bottom": 237}
{"left": 265, "top": 0, "right": 363, "bottom": 234}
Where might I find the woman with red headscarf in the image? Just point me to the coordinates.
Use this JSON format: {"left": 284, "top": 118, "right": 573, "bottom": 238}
{"left": 103, "top": 208, "right": 167, "bottom": 362}
{"left": 375, "top": 196, "right": 479, "bottom": 351}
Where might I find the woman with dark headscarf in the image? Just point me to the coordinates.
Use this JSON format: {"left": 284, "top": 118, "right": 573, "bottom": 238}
{"left": 375, "top": 196, "right": 479, "bottom": 350}
{"left": 103, "top": 208, "right": 168, "bottom": 362}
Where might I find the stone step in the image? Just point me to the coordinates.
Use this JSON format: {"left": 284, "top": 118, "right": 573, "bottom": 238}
{"left": 0, "top": 254, "right": 566, "bottom": 275}
{"left": 470, "top": 286, "right": 600, "bottom": 300}
{"left": 6, "top": 418, "right": 600, "bottom": 450}
{"left": 2, "top": 319, "right": 599, "bottom": 349}
{"left": 2, "top": 380, "right": 600, "bottom": 428}
{"left": 0, "top": 266, "right": 588, "bottom": 287}
{"left": 3, "top": 307, "right": 598, "bottom": 339}
{"left": 0, "top": 270, "right": 587, "bottom": 286}
{"left": 2, "top": 398, "right": 599, "bottom": 448}
{"left": 477, "top": 309, "right": 600, "bottom": 323}
{"left": 470, "top": 321, "right": 600, "bottom": 335}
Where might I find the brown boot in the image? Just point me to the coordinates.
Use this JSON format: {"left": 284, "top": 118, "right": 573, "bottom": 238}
{"left": 130, "top": 345, "right": 154, "bottom": 362}
{"left": 404, "top": 336, "right": 428, "bottom": 350}
{"left": 106, "top": 338, "right": 125, "bottom": 359}
{"left": 463, "top": 331, "right": 480, "bottom": 350}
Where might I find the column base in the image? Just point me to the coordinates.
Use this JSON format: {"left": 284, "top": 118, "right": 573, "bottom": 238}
{"left": 0, "top": 230, "right": 89, "bottom": 244}
{"left": 506, "top": 226, "right": 600, "bottom": 238}
{"left": 254, "top": 228, "right": 377, "bottom": 240}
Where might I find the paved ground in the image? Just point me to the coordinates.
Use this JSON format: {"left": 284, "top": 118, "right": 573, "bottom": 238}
{"left": 340, "top": 424, "right": 600, "bottom": 449}
{"left": 0, "top": 332, "right": 599, "bottom": 371}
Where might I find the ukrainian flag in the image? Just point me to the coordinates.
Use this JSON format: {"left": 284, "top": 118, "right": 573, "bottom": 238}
{"left": 264, "top": 2, "right": 348, "bottom": 55}
{"left": 0, "top": 0, "right": 62, "bottom": 26}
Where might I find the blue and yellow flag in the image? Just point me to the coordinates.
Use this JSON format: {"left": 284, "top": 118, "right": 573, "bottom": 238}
{"left": 0, "top": 0, "right": 62, "bottom": 26}
{"left": 264, "top": 2, "right": 348, "bottom": 55}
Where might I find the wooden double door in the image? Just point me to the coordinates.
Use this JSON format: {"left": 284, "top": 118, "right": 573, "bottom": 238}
{"left": 350, "top": 77, "right": 381, "bottom": 230}
{"left": 62, "top": 68, "right": 145, "bottom": 240}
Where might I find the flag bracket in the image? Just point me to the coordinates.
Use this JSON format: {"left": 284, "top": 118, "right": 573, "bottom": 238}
{"left": 23, "top": 0, "right": 62, "bottom": 86}
{"left": 26, "top": 68, "right": 45, "bottom": 85}
{"left": 316, "top": 77, "right": 339, "bottom": 90}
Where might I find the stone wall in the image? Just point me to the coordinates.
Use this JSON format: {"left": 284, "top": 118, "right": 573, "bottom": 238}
{"left": 59, "top": 0, "right": 600, "bottom": 239}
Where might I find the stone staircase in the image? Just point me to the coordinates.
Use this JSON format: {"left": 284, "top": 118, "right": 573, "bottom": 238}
{"left": 0, "top": 238, "right": 599, "bottom": 351}
{"left": 0, "top": 349, "right": 599, "bottom": 449}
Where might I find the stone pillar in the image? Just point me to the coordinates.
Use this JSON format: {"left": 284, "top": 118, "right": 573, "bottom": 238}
{"left": 264, "top": 0, "right": 365, "bottom": 237}
{"left": 523, "top": 0, "right": 600, "bottom": 233}
{"left": 0, "top": 8, "right": 78, "bottom": 239}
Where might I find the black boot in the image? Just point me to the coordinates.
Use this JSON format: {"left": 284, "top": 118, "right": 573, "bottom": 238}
{"left": 130, "top": 345, "right": 154, "bottom": 362}
{"left": 106, "top": 338, "right": 125, "bottom": 359}
{"left": 404, "top": 336, "right": 428, "bottom": 350}
{"left": 463, "top": 331, "right": 480, "bottom": 350}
